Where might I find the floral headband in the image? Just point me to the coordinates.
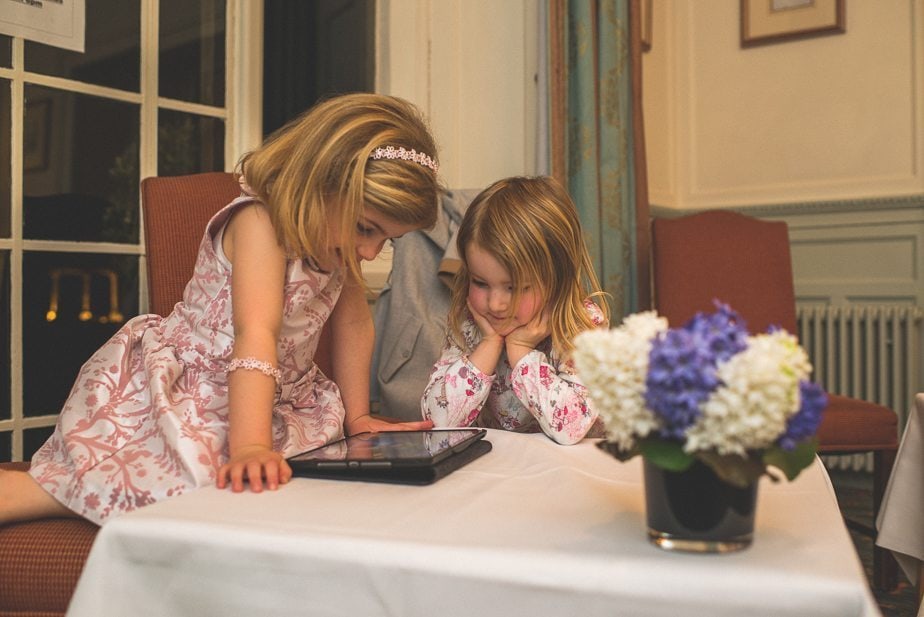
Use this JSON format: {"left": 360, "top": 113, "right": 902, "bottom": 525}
{"left": 369, "top": 146, "right": 439, "bottom": 173}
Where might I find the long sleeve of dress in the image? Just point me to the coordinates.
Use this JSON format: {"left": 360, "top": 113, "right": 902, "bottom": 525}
{"left": 509, "top": 350, "right": 597, "bottom": 445}
{"left": 421, "top": 334, "right": 496, "bottom": 427}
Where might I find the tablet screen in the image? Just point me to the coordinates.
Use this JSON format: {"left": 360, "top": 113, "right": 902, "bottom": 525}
{"left": 288, "top": 428, "right": 487, "bottom": 468}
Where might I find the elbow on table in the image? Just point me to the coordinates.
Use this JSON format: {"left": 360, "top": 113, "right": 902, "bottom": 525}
{"left": 546, "top": 430, "right": 585, "bottom": 446}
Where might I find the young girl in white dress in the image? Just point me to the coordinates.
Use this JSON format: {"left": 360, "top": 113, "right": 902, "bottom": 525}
{"left": 421, "top": 176, "right": 609, "bottom": 445}
{"left": 1, "top": 93, "right": 441, "bottom": 526}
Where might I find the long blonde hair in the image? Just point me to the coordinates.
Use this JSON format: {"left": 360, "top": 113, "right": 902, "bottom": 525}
{"left": 449, "top": 176, "right": 608, "bottom": 358}
{"left": 237, "top": 93, "right": 441, "bottom": 281}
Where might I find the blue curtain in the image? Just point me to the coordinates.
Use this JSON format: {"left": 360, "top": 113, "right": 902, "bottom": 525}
{"left": 549, "top": 0, "right": 647, "bottom": 319}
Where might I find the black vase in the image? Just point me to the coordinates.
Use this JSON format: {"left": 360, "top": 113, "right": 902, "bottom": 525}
{"left": 643, "top": 458, "right": 758, "bottom": 553}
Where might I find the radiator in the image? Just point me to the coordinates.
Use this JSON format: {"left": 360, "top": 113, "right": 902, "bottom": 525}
{"left": 796, "top": 305, "right": 923, "bottom": 471}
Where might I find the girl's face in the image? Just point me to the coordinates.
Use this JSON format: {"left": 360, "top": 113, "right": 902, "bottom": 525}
{"left": 465, "top": 243, "right": 542, "bottom": 336}
{"left": 329, "top": 207, "right": 418, "bottom": 264}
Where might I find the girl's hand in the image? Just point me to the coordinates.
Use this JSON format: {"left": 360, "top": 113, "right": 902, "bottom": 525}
{"left": 217, "top": 445, "right": 293, "bottom": 493}
{"left": 506, "top": 311, "right": 551, "bottom": 365}
{"left": 467, "top": 299, "right": 503, "bottom": 343}
{"left": 347, "top": 414, "right": 434, "bottom": 436}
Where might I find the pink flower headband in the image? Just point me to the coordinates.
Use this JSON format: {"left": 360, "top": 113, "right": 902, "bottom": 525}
{"left": 370, "top": 146, "right": 439, "bottom": 173}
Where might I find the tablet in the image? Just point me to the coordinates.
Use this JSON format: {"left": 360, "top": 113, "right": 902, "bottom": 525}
{"left": 287, "top": 428, "right": 491, "bottom": 485}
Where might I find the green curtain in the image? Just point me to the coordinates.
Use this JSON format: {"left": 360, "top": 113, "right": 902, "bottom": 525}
{"left": 550, "top": 0, "right": 646, "bottom": 319}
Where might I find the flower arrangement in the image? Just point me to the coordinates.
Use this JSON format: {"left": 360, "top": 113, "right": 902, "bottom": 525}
{"left": 572, "top": 301, "right": 828, "bottom": 488}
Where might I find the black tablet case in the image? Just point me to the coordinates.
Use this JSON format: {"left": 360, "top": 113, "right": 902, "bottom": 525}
{"left": 291, "top": 438, "right": 492, "bottom": 485}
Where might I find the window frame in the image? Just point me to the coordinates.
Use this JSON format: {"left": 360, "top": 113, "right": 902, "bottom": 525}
{"left": 0, "top": 0, "right": 263, "bottom": 462}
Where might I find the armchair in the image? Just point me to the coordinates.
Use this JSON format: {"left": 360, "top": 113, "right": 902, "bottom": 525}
{"left": 650, "top": 209, "right": 899, "bottom": 591}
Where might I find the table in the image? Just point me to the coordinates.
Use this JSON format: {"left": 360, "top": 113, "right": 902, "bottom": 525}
{"left": 877, "top": 393, "right": 924, "bottom": 601}
{"left": 66, "top": 430, "right": 880, "bottom": 617}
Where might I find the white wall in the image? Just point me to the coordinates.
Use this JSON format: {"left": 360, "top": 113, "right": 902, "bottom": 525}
{"left": 642, "top": 1, "right": 924, "bottom": 408}
{"left": 375, "top": 0, "right": 540, "bottom": 190}
{"left": 644, "top": 0, "right": 924, "bottom": 209}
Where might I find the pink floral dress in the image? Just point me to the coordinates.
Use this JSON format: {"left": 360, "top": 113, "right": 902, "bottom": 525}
{"left": 29, "top": 196, "right": 346, "bottom": 525}
{"left": 421, "top": 302, "right": 605, "bottom": 445}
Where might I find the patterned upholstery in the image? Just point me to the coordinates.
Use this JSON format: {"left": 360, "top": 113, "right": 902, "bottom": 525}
{"left": 0, "top": 485, "right": 98, "bottom": 616}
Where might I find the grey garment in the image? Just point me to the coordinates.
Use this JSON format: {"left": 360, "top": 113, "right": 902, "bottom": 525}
{"left": 371, "top": 189, "right": 480, "bottom": 420}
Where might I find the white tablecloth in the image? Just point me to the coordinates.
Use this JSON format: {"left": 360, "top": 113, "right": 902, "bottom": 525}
{"left": 66, "top": 430, "right": 879, "bottom": 617}
{"left": 877, "top": 394, "right": 924, "bottom": 595}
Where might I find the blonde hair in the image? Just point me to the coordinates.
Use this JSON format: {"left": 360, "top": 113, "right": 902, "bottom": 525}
{"left": 449, "top": 176, "right": 609, "bottom": 358}
{"left": 237, "top": 93, "right": 441, "bottom": 281}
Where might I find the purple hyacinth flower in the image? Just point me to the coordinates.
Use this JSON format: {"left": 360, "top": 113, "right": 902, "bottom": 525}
{"left": 645, "top": 301, "right": 749, "bottom": 440}
{"left": 777, "top": 381, "right": 828, "bottom": 450}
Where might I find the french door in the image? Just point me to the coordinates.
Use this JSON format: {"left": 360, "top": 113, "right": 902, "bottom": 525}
{"left": 0, "top": 0, "right": 261, "bottom": 462}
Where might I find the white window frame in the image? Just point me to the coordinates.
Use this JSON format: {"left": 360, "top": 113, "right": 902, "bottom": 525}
{"left": 0, "top": 0, "right": 263, "bottom": 461}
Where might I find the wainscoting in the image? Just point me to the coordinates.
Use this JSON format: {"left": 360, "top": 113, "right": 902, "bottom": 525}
{"left": 760, "top": 196, "right": 924, "bottom": 429}
{"left": 652, "top": 196, "right": 924, "bottom": 462}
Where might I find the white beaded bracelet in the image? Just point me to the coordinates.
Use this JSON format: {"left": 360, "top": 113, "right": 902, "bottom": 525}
{"left": 227, "top": 357, "right": 283, "bottom": 386}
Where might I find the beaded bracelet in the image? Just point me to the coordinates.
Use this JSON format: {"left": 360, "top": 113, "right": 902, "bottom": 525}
{"left": 227, "top": 357, "right": 283, "bottom": 386}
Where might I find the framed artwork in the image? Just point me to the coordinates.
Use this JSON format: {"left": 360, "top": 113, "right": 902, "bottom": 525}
{"left": 24, "top": 99, "right": 51, "bottom": 172}
{"left": 741, "top": 0, "right": 845, "bottom": 48}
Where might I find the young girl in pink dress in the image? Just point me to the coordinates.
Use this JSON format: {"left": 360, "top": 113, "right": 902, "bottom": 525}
{"left": 1, "top": 93, "right": 440, "bottom": 526}
{"left": 421, "top": 176, "right": 609, "bottom": 445}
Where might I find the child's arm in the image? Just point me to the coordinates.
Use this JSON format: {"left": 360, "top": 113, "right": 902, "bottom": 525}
{"left": 332, "top": 273, "right": 433, "bottom": 435}
{"left": 217, "top": 204, "right": 293, "bottom": 492}
{"left": 420, "top": 324, "right": 496, "bottom": 427}
{"left": 509, "top": 352, "right": 598, "bottom": 445}
{"left": 506, "top": 303, "right": 605, "bottom": 445}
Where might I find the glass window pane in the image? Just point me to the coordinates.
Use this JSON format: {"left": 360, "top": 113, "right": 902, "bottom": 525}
{"left": 22, "top": 252, "right": 140, "bottom": 417}
{"left": 0, "top": 79, "right": 9, "bottom": 238}
{"left": 23, "top": 85, "right": 139, "bottom": 244}
{"left": 0, "top": 431, "right": 10, "bottom": 463}
{"left": 158, "top": 109, "right": 224, "bottom": 176}
{"left": 24, "top": 426, "right": 55, "bottom": 462}
{"left": 25, "top": 0, "right": 140, "bottom": 92}
{"left": 0, "top": 250, "right": 8, "bottom": 422}
{"left": 0, "top": 35, "right": 10, "bottom": 68}
{"left": 159, "top": 0, "right": 226, "bottom": 106}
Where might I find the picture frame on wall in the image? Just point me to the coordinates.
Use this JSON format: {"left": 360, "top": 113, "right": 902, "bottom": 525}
{"left": 741, "top": 0, "right": 846, "bottom": 48}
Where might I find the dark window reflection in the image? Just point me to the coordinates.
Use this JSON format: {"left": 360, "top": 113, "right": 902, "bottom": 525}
{"left": 22, "top": 85, "right": 139, "bottom": 244}
{"left": 25, "top": 0, "right": 140, "bottom": 92}
{"left": 0, "top": 250, "right": 8, "bottom": 422}
{"left": 160, "top": 0, "right": 226, "bottom": 106}
{"left": 0, "top": 79, "right": 9, "bottom": 238}
{"left": 0, "top": 431, "right": 10, "bottom": 463}
{"left": 23, "top": 252, "right": 139, "bottom": 417}
{"left": 24, "top": 426, "right": 55, "bottom": 462}
{"left": 158, "top": 109, "right": 224, "bottom": 176}
{"left": 0, "top": 35, "right": 10, "bottom": 68}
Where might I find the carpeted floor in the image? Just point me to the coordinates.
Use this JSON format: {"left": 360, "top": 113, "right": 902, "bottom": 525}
{"left": 828, "top": 468, "right": 921, "bottom": 617}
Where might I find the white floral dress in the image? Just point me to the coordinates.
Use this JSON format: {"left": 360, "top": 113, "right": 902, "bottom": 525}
{"left": 29, "top": 196, "right": 346, "bottom": 525}
{"left": 421, "top": 302, "right": 605, "bottom": 445}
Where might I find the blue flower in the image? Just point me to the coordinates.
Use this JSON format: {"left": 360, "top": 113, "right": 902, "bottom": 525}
{"left": 644, "top": 302, "right": 749, "bottom": 440}
{"left": 777, "top": 381, "right": 828, "bottom": 450}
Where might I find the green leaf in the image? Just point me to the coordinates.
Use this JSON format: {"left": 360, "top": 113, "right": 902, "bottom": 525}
{"left": 696, "top": 450, "right": 765, "bottom": 489}
{"left": 639, "top": 440, "right": 694, "bottom": 472}
{"left": 763, "top": 439, "right": 818, "bottom": 482}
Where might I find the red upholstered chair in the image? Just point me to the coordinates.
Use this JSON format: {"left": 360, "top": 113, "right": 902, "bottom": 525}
{"left": 651, "top": 209, "right": 899, "bottom": 591}
{"left": 0, "top": 172, "right": 258, "bottom": 616}
{"left": 141, "top": 171, "right": 243, "bottom": 317}
{"left": 141, "top": 172, "right": 333, "bottom": 374}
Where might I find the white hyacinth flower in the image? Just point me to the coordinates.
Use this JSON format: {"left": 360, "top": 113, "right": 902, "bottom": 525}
{"left": 684, "top": 330, "right": 812, "bottom": 455}
{"left": 573, "top": 311, "right": 668, "bottom": 450}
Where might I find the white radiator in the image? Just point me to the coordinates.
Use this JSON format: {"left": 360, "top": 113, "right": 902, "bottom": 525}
{"left": 796, "top": 305, "right": 923, "bottom": 471}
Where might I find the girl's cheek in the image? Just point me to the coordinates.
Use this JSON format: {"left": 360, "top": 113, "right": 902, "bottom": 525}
{"left": 467, "top": 286, "right": 483, "bottom": 309}
{"left": 517, "top": 294, "right": 541, "bottom": 322}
